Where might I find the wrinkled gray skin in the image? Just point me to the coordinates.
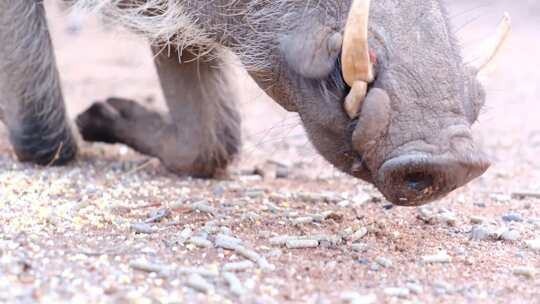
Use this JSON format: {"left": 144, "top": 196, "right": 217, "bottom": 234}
{"left": 0, "top": 0, "right": 490, "bottom": 205}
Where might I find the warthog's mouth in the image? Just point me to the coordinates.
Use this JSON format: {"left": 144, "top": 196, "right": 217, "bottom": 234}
{"left": 376, "top": 153, "right": 490, "bottom": 206}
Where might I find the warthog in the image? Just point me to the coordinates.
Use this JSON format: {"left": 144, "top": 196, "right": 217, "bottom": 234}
{"left": 0, "top": 0, "right": 509, "bottom": 205}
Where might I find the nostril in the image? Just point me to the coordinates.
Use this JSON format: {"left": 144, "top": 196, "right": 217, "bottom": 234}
{"left": 404, "top": 172, "right": 434, "bottom": 192}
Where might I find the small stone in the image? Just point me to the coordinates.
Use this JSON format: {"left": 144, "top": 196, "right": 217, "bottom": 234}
{"left": 491, "top": 194, "right": 511, "bottom": 203}
{"left": 234, "top": 246, "right": 261, "bottom": 262}
{"left": 406, "top": 283, "right": 423, "bottom": 295}
{"left": 296, "top": 192, "right": 341, "bottom": 204}
{"left": 223, "top": 272, "right": 246, "bottom": 296}
{"left": 275, "top": 166, "right": 289, "bottom": 179}
{"left": 433, "top": 281, "right": 453, "bottom": 295}
{"left": 470, "top": 225, "right": 495, "bottom": 241}
{"left": 241, "top": 211, "right": 261, "bottom": 222}
{"left": 238, "top": 175, "right": 263, "bottom": 182}
{"left": 500, "top": 229, "right": 521, "bottom": 241}
{"left": 186, "top": 274, "right": 213, "bottom": 293}
{"left": 527, "top": 218, "right": 540, "bottom": 228}
{"left": 188, "top": 236, "right": 213, "bottom": 248}
{"left": 212, "top": 185, "right": 226, "bottom": 196}
{"left": 473, "top": 201, "right": 487, "bottom": 208}
{"left": 245, "top": 189, "right": 266, "bottom": 199}
{"left": 525, "top": 239, "right": 540, "bottom": 251}
{"left": 145, "top": 208, "right": 171, "bottom": 223}
{"left": 291, "top": 216, "right": 314, "bottom": 225}
{"left": 341, "top": 292, "right": 377, "bottom": 304}
{"left": 220, "top": 226, "right": 232, "bottom": 235}
{"left": 351, "top": 243, "right": 368, "bottom": 253}
{"left": 129, "top": 260, "right": 169, "bottom": 275}
{"left": 513, "top": 266, "right": 536, "bottom": 279}
{"left": 267, "top": 249, "right": 283, "bottom": 258}
{"left": 269, "top": 235, "right": 291, "bottom": 246}
{"left": 269, "top": 192, "right": 290, "bottom": 202}
{"left": 176, "top": 265, "right": 219, "bottom": 278}
{"left": 222, "top": 260, "right": 255, "bottom": 272}
{"left": 375, "top": 257, "right": 392, "bottom": 268}
{"left": 383, "top": 287, "right": 410, "bottom": 298}
{"left": 214, "top": 234, "right": 243, "bottom": 250}
{"left": 190, "top": 200, "right": 216, "bottom": 215}
{"left": 202, "top": 221, "right": 220, "bottom": 234}
{"left": 351, "top": 227, "right": 368, "bottom": 242}
{"left": 342, "top": 227, "right": 354, "bottom": 237}
{"left": 312, "top": 234, "right": 342, "bottom": 247}
{"left": 437, "top": 211, "right": 457, "bottom": 226}
{"left": 286, "top": 239, "right": 319, "bottom": 249}
{"left": 502, "top": 213, "right": 523, "bottom": 223}
{"left": 352, "top": 192, "right": 373, "bottom": 206}
{"left": 108, "top": 204, "right": 131, "bottom": 215}
{"left": 417, "top": 207, "right": 434, "bottom": 222}
{"left": 338, "top": 200, "right": 351, "bottom": 208}
{"left": 178, "top": 227, "right": 193, "bottom": 244}
{"left": 470, "top": 216, "right": 485, "bottom": 225}
{"left": 130, "top": 222, "right": 155, "bottom": 234}
{"left": 177, "top": 266, "right": 219, "bottom": 277}
{"left": 256, "top": 257, "right": 275, "bottom": 272}
{"left": 422, "top": 251, "right": 451, "bottom": 264}
{"left": 264, "top": 202, "right": 281, "bottom": 213}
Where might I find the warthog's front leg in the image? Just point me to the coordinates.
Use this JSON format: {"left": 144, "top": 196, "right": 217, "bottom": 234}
{"left": 0, "top": 1, "right": 77, "bottom": 165}
{"left": 76, "top": 50, "right": 241, "bottom": 177}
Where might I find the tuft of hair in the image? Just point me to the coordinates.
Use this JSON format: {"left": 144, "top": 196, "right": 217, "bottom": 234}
{"left": 70, "top": 0, "right": 218, "bottom": 57}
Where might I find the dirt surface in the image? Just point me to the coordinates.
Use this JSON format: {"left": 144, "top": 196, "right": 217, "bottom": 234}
{"left": 1, "top": 1, "right": 539, "bottom": 303}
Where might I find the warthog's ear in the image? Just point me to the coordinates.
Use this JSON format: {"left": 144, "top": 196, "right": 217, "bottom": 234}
{"left": 279, "top": 19, "right": 342, "bottom": 79}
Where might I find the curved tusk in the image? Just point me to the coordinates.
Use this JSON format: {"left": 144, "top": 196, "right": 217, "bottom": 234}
{"left": 465, "top": 13, "right": 511, "bottom": 71}
{"left": 344, "top": 81, "right": 368, "bottom": 119}
{"left": 341, "top": 0, "right": 374, "bottom": 87}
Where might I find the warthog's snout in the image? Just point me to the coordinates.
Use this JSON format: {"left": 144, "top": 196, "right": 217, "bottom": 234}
{"left": 351, "top": 88, "right": 491, "bottom": 206}
{"left": 378, "top": 153, "right": 490, "bottom": 206}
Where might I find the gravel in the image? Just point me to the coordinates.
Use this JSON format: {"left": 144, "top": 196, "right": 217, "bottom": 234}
{"left": 145, "top": 208, "right": 171, "bottom": 223}
{"left": 350, "top": 227, "right": 368, "bottom": 242}
{"left": 214, "top": 234, "right": 243, "bottom": 250}
{"left": 513, "top": 267, "right": 536, "bottom": 279}
{"left": 406, "top": 282, "right": 424, "bottom": 294}
{"left": 286, "top": 239, "right": 319, "bottom": 249}
{"left": 130, "top": 222, "right": 155, "bottom": 234}
{"left": 383, "top": 287, "right": 410, "bottom": 298}
{"left": 470, "top": 216, "right": 486, "bottom": 225}
{"left": 186, "top": 274, "right": 214, "bottom": 293}
{"left": 500, "top": 229, "right": 521, "bottom": 241}
{"left": 223, "top": 272, "right": 246, "bottom": 296}
{"left": 502, "top": 213, "right": 524, "bottom": 223}
{"left": 340, "top": 292, "right": 377, "bottom": 304}
{"left": 188, "top": 236, "right": 213, "bottom": 248}
{"left": 222, "top": 261, "right": 255, "bottom": 272}
{"left": 375, "top": 257, "right": 393, "bottom": 268}
{"left": 129, "top": 260, "right": 169, "bottom": 275}
{"left": 422, "top": 251, "right": 452, "bottom": 264}
{"left": 525, "top": 239, "right": 540, "bottom": 251}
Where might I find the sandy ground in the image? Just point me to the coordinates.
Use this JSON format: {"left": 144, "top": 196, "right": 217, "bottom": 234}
{"left": 1, "top": 1, "right": 539, "bottom": 303}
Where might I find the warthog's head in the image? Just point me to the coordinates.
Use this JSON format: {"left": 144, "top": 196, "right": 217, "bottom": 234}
{"left": 254, "top": 0, "right": 509, "bottom": 205}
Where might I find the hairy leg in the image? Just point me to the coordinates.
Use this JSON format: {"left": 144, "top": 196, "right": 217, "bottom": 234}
{"left": 0, "top": 1, "right": 77, "bottom": 165}
{"left": 76, "top": 49, "right": 241, "bottom": 177}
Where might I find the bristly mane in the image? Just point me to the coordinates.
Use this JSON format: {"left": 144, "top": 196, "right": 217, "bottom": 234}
{"left": 70, "top": 0, "right": 347, "bottom": 70}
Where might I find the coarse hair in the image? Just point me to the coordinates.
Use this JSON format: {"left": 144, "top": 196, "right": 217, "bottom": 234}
{"left": 70, "top": 0, "right": 347, "bottom": 70}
